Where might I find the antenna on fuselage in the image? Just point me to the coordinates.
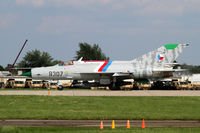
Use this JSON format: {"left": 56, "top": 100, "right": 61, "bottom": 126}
{"left": 78, "top": 57, "right": 83, "bottom": 62}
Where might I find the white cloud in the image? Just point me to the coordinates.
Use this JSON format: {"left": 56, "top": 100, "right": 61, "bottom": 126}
{"left": 0, "top": 14, "right": 19, "bottom": 28}
{"left": 16, "top": 0, "right": 200, "bottom": 16}
{"left": 53, "top": 0, "right": 111, "bottom": 6}
{"left": 136, "top": 1, "right": 185, "bottom": 16}
{"left": 37, "top": 16, "right": 102, "bottom": 34}
{"left": 37, "top": 16, "right": 75, "bottom": 34}
{"left": 15, "top": 0, "right": 200, "bottom": 16}
{"left": 16, "top": 0, "right": 112, "bottom": 7}
{"left": 150, "top": 19, "right": 175, "bottom": 26}
{"left": 16, "top": 0, "right": 45, "bottom": 7}
{"left": 131, "top": 0, "right": 200, "bottom": 16}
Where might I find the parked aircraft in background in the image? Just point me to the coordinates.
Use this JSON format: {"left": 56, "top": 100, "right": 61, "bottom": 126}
{"left": 27, "top": 44, "right": 189, "bottom": 89}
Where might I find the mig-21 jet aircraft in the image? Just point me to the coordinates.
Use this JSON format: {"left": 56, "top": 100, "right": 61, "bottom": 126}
{"left": 29, "top": 44, "right": 189, "bottom": 89}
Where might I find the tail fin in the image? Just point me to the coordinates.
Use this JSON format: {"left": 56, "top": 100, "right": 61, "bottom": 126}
{"left": 132, "top": 44, "right": 189, "bottom": 67}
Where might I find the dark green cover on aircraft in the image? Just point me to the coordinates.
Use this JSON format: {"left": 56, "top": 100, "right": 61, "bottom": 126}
{"left": 21, "top": 71, "right": 31, "bottom": 77}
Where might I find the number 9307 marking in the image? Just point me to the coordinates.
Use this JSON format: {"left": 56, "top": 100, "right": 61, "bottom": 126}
{"left": 49, "top": 71, "right": 63, "bottom": 77}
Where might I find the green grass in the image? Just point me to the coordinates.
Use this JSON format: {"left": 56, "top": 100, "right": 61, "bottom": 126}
{"left": 0, "top": 96, "right": 200, "bottom": 120}
{"left": 1, "top": 127, "right": 200, "bottom": 133}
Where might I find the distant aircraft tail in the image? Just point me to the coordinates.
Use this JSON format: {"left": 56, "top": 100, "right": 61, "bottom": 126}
{"left": 132, "top": 44, "right": 189, "bottom": 67}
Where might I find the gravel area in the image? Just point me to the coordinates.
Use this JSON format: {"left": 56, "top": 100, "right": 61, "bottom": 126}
{"left": 1, "top": 90, "right": 200, "bottom": 96}
{"left": 0, "top": 119, "right": 200, "bottom": 127}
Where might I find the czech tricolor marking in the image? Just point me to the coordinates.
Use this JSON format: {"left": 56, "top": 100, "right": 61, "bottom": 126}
{"left": 84, "top": 61, "right": 112, "bottom": 72}
{"left": 158, "top": 54, "right": 164, "bottom": 60}
{"left": 98, "top": 61, "right": 112, "bottom": 72}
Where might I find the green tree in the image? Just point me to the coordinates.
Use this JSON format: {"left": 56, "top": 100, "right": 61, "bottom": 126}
{"left": 17, "top": 49, "right": 60, "bottom": 68}
{"left": 3, "top": 64, "right": 18, "bottom": 74}
{"left": 75, "top": 43, "right": 109, "bottom": 60}
{"left": 4, "top": 64, "right": 12, "bottom": 71}
{"left": 180, "top": 64, "right": 200, "bottom": 74}
{"left": 0, "top": 65, "right": 4, "bottom": 71}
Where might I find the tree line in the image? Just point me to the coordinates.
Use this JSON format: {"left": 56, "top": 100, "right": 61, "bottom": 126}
{"left": 0, "top": 42, "right": 200, "bottom": 74}
{"left": 0, "top": 42, "right": 109, "bottom": 71}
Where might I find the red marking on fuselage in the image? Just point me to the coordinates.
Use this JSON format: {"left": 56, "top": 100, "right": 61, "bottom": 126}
{"left": 160, "top": 57, "right": 164, "bottom": 60}
{"left": 83, "top": 61, "right": 110, "bottom": 72}
{"left": 98, "top": 61, "right": 109, "bottom": 72}
{"left": 84, "top": 61, "right": 106, "bottom": 63}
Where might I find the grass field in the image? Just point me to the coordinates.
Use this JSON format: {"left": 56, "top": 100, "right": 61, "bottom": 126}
{"left": 0, "top": 96, "right": 200, "bottom": 120}
{"left": 1, "top": 127, "right": 200, "bottom": 133}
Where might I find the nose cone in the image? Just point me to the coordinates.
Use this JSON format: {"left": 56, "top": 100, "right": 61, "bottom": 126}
{"left": 31, "top": 67, "right": 50, "bottom": 80}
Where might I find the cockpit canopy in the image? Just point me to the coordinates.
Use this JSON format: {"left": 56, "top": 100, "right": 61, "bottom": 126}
{"left": 58, "top": 61, "right": 74, "bottom": 66}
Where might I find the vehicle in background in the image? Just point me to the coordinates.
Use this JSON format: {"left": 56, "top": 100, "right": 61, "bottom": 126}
{"left": 2, "top": 79, "right": 13, "bottom": 88}
{"left": 173, "top": 81, "right": 193, "bottom": 90}
{"left": 0, "top": 82, "right": 4, "bottom": 88}
{"left": 133, "top": 79, "right": 151, "bottom": 90}
{"left": 136, "top": 82, "right": 151, "bottom": 90}
{"left": 91, "top": 86, "right": 110, "bottom": 90}
{"left": 49, "top": 81, "right": 58, "bottom": 90}
{"left": 57, "top": 80, "right": 73, "bottom": 89}
{"left": 5, "top": 78, "right": 26, "bottom": 88}
{"left": 25, "top": 78, "right": 32, "bottom": 88}
{"left": 190, "top": 74, "right": 200, "bottom": 90}
{"left": 0, "top": 78, "right": 6, "bottom": 88}
{"left": 192, "top": 83, "right": 200, "bottom": 90}
{"left": 29, "top": 80, "right": 43, "bottom": 88}
{"left": 43, "top": 81, "right": 58, "bottom": 90}
{"left": 1, "top": 73, "right": 200, "bottom": 90}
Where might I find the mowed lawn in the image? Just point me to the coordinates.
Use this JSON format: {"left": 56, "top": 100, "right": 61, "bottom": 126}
{"left": 0, "top": 96, "right": 200, "bottom": 120}
{"left": 1, "top": 127, "right": 200, "bottom": 133}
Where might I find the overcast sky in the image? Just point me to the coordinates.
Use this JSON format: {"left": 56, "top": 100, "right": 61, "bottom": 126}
{"left": 0, "top": 0, "right": 200, "bottom": 67}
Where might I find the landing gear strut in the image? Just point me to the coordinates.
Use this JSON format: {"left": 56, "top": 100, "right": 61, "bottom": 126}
{"left": 109, "top": 77, "right": 120, "bottom": 90}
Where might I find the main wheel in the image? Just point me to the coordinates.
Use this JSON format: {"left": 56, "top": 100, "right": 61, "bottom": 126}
{"left": 58, "top": 85, "right": 63, "bottom": 90}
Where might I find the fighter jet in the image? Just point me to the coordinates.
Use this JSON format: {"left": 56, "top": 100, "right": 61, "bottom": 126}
{"left": 30, "top": 44, "right": 189, "bottom": 89}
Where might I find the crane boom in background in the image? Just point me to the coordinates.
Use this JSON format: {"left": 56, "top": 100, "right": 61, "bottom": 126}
{"left": 9, "top": 39, "right": 28, "bottom": 72}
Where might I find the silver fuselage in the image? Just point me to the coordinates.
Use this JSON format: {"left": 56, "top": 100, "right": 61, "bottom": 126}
{"left": 31, "top": 44, "right": 189, "bottom": 81}
{"left": 31, "top": 61, "right": 172, "bottom": 80}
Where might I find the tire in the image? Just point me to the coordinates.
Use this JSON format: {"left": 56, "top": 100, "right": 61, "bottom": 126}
{"left": 58, "top": 85, "right": 63, "bottom": 90}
